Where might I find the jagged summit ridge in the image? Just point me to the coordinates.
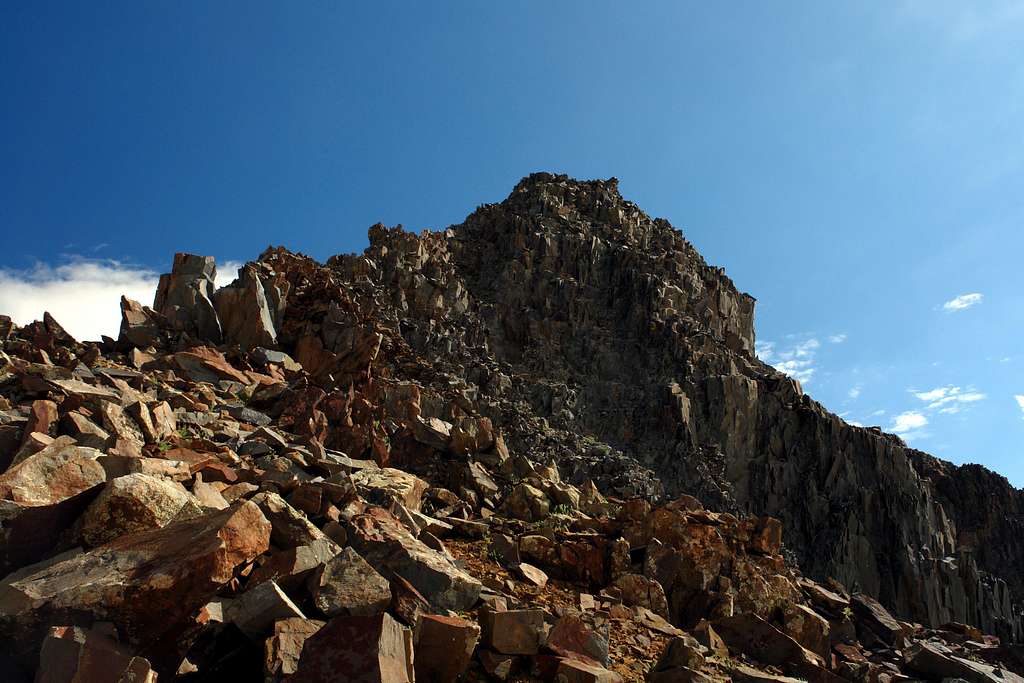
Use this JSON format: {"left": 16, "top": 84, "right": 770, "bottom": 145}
{"left": 129, "top": 173, "right": 1019, "bottom": 638}
{"left": 1, "top": 173, "right": 1023, "bottom": 681}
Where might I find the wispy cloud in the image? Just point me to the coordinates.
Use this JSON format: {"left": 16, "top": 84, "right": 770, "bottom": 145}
{"left": 912, "top": 385, "right": 987, "bottom": 414}
{"left": 0, "top": 255, "right": 246, "bottom": 342}
{"left": 1015, "top": 395, "right": 1024, "bottom": 419}
{"left": 757, "top": 337, "right": 820, "bottom": 384}
{"left": 828, "top": 334, "right": 847, "bottom": 344}
{"left": 848, "top": 386, "right": 862, "bottom": 399}
{"left": 941, "top": 293, "right": 983, "bottom": 312}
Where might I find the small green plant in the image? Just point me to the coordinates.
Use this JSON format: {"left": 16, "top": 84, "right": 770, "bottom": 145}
{"left": 157, "top": 440, "right": 172, "bottom": 454}
{"left": 177, "top": 426, "right": 193, "bottom": 439}
{"left": 551, "top": 503, "right": 573, "bottom": 516}
{"left": 842, "top": 606, "right": 853, "bottom": 620}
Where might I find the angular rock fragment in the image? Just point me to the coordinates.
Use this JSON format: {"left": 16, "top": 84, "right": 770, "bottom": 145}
{"left": 482, "top": 608, "right": 546, "bottom": 655}
{"left": 289, "top": 612, "right": 414, "bottom": 683}
{"left": 309, "top": 547, "right": 392, "bottom": 618}
{"left": 225, "top": 579, "right": 305, "bottom": 639}
{"left": 263, "top": 617, "right": 324, "bottom": 680}
{"left": 414, "top": 613, "right": 480, "bottom": 683}
{"left": 347, "top": 506, "right": 481, "bottom": 612}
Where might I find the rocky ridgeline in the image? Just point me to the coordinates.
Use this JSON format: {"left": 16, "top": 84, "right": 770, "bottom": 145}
{"left": 0, "top": 173, "right": 1022, "bottom": 682}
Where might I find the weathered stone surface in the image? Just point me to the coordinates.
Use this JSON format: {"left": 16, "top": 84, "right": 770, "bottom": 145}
{"left": 251, "top": 491, "right": 338, "bottom": 550}
{"left": 482, "top": 608, "right": 546, "bottom": 655}
{"left": 347, "top": 506, "right": 481, "bottom": 612}
{"left": 80, "top": 473, "right": 198, "bottom": 546}
{"left": 173, "top": 347, "right": 249, "bottom": 384}
{"left": 713, "top": 613, "right": 823, "bottom": 669}
{"left": 414, "top": 613, "right": 480, "bottom": 683}
{"left": 850, "top": 593, "right": 904, "bottom": 644}
{"left": 310, "top": 547, "right": 391, "bottom": 618}
{"left": 225, "top": 579, "right": 305, "bottom": 639}
{"left": 615, "top": 573, "right": 669, "bottom": 619}
{"left": 351, "top": 467, "right": 428, "bottom": 511}
{"left": 651, "top": 635, "right": 707, "bottom": 674}
{"left": 555, "top": 658, "right": 624, "bottom": 683}
{"left": 118, "top": 296, "right": 162, "bottom": 349}
{"left": 250, "top": 539, "right": 339, "bottom": 591}
{"left": 264, "top": 617, "right": 324, "bottom": 679}
{"left": 781, "top": 602, "right": 830, "bottom": 662}
{"left": 289, "top": 612, "right": 414, "bottom": 683}
{"left": 501, "top": 482, "right": 549, "bottom": 522}
{"left": 61, "top": 412, "right": 111, "bottom": 450}
{"left": 546, "top": 613, "right": 610, "bottom": 666}
{"left": 0, "top": 501, "right": 270, "bottom": 665}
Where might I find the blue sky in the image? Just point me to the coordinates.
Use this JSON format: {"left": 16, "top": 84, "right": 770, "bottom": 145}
{"left": 2, "top": 2, "right": 1022, "bottom": 483}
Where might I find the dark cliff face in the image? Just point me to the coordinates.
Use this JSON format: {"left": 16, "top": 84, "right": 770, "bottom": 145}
{"left": 147, "top": 172, "right": 1024, "bottom": 639}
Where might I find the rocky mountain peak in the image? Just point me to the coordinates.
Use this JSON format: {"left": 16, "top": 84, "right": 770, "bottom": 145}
{"left": 1, "top": 173, "right": 1022, "bottom": 681}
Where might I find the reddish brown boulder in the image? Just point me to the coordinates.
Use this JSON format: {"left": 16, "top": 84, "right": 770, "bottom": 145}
{"left": 0, "top": 501, "right": 270, "bottom": 667}
{"left": 347, "top": 506, "right": 481, "bottom": 612}
{"left": 289, "top": 612, "right": 414, "bottom": 683}
{"left": 79, "top": 473, "right": 199, "bottom": 546}
{"left": 414, "top": 613, "right": 480, "bottom": 683}
{"left": 0, "top": 437, "right": 107, "bottom": 573}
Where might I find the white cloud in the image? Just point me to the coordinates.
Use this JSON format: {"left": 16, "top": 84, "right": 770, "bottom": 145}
{"left": 0, "top": 259, "right": 160, "bottom": 342}
{"left": 911, "top": 385, "right": 987, "bottom": 414}
{"left": 848, "top": 385, "right": 862, "bottom": 399}
{"left": 1015, "top": 395, "right": 1024, "bottom": 419}
{"left": 828, "top": 334, "right": 847, "bottom": 343}
{"left": 0, "top": 256, "right": 246, "bottom": 342}
{"left": 870, "top": 409, "right": 886, "bottom": 417}
{"left": 941, "top": 293, "right": 983, "bottom": 312}
{"left": 891, "top": 411, "right": 929, "bottom": 439}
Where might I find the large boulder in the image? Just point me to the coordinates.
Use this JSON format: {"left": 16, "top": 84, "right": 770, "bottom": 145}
{"left": 0, "top": 437, "right": 107, "bottom": 573}
{"left": 79, "top": 473, "right": 199, "bottom": 546}
{"left": 347, "top": 506, "right": 481, "bottom": 612}
{"left": 289, "top": 612, "right": 414, "bottom": 683}
{"left": 153, "top": 253, "right": 222, "bottom": 343}
{"left": 213, "top": 263, "right": 280, "bottom": 350}
{"left": 414, "top": 614, "right": 480, "bottom": 683}
{"left": 351, "top": 468, "right": 428, "bottom": 511}
{"left": 0, "top": 501, "right": 270, "bottom": 668}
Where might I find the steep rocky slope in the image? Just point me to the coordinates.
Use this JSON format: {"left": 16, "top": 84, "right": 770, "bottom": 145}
{"left": 1, "top": 172, "right": 1022, "bottom": 681}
